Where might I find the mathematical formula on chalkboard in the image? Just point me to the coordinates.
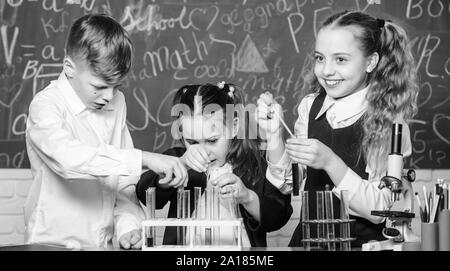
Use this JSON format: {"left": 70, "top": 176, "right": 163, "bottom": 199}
{"left": 0, "top": 0, "right": 449, "bottom": 169}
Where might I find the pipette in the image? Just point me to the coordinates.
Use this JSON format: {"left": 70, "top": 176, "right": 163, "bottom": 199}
{"left": 270, "top": 106, "right": 299, "bottom": 196}
{"left": 270, "top": 106, "right": 294, "bottom": 137}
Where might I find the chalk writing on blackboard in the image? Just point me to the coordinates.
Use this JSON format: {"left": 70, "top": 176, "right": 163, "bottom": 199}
{"left": 0, "top": 0, "right": 448, "bottom": 169}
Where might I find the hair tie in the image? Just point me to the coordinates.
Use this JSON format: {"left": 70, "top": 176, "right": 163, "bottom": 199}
{"left": 376, "top": 18, "right": 385, "bottom": 28}
{"left": 228, "top": 85, "right": 235, "bottom": 98}
{"left": 217, "top": 81, "right": 235, "bottom": 98}
{"left": 217, "top": 81, "right": 225, "bottom": 89}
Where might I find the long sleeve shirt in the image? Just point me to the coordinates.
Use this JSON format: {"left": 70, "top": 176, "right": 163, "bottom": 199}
{"left": 24, "top": 72, "right": 144, "bottom": 248}
{"left": 266, "top": 87, "right": 412, "bottom": 223}
{"left": 136, "top": 147, "right": 293, "bottom": 247}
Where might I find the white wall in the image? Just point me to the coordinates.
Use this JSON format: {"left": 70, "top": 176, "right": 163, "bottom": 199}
{"left": 1, "top": 169, "right": 449, "bottom": 246}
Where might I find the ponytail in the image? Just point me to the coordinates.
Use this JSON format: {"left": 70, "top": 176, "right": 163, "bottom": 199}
{"left": 315, "top": 11, "right": 419, "bottom": 176}
{"left": 363, "top": 21, "right": 419, "bottom": 176}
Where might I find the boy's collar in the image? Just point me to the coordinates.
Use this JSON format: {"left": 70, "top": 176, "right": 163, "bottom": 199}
{"left": 57, "top": 72, "right": 86, "bottom": 115}
{"left": 57, "top": 72, "right": 115, "bottom": 114}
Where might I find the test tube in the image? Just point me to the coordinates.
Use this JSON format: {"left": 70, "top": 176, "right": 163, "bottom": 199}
{"left": 193, "top": 187, "right": 202, "bottom": 246}
{"left": 291, "top": 135, "right": 300, "bottom": 196}
{"left": 212, "top": 186, "right": 220, "bottom": 246}
{"left": 177, "top": 187, "right": 183, "bottom": 218}
{"left": 176, "top": 188, "right": 190, "bottom": 245}
{"left": 339, "top": 190, "right": 351, "bottom": 251}
{"left": 292, "top": 163, "right": 300, "bottom": 196}
{"left": 176, "top": 188, "right": 183, "bottom": 245}
{"left": 183, "top": 189, "right": 191, "bottom": 219}
{"left": 194, "top": 187, "right": 202, "bottom": 218}
{"left": 183, "top": 189, "right": 190, "bottom": 246}
{"left": 324, "top": 190, "right": 336, "bottom": 251}
{"left": 226, "top": 186, "right": 239, "bottom": 246}
{"left": 204, "top": 187, "right": 213, "bottom": 245}
{"left": 316, "top": 191, "right": 325, "bottom": 250}
{"left": 301, "top": 191, "right": 310, "bottom": 251}
{"left": 215, "top": 186, "right": 240, "bottom": 245}
{"left": 145, "top": 187, "right": 156, "bottom": 247}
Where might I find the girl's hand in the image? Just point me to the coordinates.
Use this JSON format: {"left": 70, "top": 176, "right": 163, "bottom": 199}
{"left": 286, "top": 137, "right": 337, "bottom": 171}
{"left": 212, "top": 173, "right": 251, "bottom": 204}
{"left": 180, "top": 144, "right": 210, "bottom": 173}
{"left": 256, "top": 92, "right": 283, "bottom": 137}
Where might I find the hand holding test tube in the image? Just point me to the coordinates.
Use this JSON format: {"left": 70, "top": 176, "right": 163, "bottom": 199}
{"left": 269, "top": 105, "right": 300, "bottom": 196}
{"left": 256, "top": 92, "right": 285, "bottom": 136}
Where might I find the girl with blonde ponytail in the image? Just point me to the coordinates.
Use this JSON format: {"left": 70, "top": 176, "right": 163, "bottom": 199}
{"left": 256, "top": 10, "right": 419, "bottom": 247}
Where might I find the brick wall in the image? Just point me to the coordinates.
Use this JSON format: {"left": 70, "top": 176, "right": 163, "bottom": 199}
{"left": 1, "top": 169, "right": 450, "bottom": 246}
{"left": 0, "top": 169, "right": 32, "bottom": 245}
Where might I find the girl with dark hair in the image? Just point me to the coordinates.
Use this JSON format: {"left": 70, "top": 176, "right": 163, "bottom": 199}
{"left": 136, "top": 83, "right": 292, "bottom": 247}
{"left": 257, "top": 10, "right": 419, "bottom": 247}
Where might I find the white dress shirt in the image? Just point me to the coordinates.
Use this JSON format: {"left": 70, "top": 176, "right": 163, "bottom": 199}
{"left": 266, "top": 86, "right": 412, "bottom": 223}
{"left": 25, "top": 72, "right": 144, "bottom": 248}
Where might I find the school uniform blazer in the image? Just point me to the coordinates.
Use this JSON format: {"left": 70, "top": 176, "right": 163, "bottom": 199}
{"left": 136, "top": 147, "right": 293, "bottom": 247}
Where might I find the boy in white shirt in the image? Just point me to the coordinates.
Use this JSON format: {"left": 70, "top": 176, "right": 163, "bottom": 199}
{"left": 25, "top": 14, "right": 187, "bottom": 249}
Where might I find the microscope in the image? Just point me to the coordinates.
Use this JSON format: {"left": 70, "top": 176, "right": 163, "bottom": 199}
{"left": 362, "top": 123, "right": 420, "bottom": 251}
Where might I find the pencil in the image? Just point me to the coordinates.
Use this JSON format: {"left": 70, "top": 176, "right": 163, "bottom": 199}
{"left": 415, "top": 192, "right": 424, "bottom": 222}
{"left": 430, "top": 195, "right": 440, "bottom": 223}
{"left": 433, "top": 185, "right": 437, "bottom": 208}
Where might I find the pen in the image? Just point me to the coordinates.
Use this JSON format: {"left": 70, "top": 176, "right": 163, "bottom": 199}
{"left": 428, "top": 192, "right": 433, "bottom": 221}
{"left": 433, "top": 185, "right": 437, "bottom": 207}
{"left": 443, "top": 183, "right": 448, "bottom": 210}
{"left": 429, "top": 194, "right": 441, "bottom": 223}
{"left": 423, "top": 186, "right": 430, "bottom": 222}
{"left": 415, "top": 192, "right": 424, "bottom": 222}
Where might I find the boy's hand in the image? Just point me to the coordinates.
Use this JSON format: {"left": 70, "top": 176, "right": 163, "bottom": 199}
{"left": 285, "top": 138, "right": 336, "bottom": 171}
{"left": 256, "top": 92, "right": 283, "bottom": 138}
{"left": 119, "top": 229, "right": 142, "bottom": 249}
{"left": 143, "top": 152, "right": 188, "bottom": 187}
{"left": 181, "top": 144, "right": 210, "bottom": 173}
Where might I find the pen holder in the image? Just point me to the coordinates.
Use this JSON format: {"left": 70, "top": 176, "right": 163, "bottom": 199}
{"left": 421, "top": 222, "right": 439, "bottom": 251}
{"left": 438, "top": 209, "right": 450, "bottom": 251}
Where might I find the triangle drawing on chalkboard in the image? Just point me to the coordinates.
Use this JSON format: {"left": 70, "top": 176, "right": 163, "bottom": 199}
{"left": 236, "top": 34, "right": 268, "bottom": 73}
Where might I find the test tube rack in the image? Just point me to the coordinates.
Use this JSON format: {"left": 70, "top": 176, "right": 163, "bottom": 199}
{"left": 299, "top": 189, "right": 355, "bottom": 250}
{"left": 141, "top": 218, "right": 243, "bottom": 251}
{"left": 300, "top": 218, "right": 356, "bottom": 244}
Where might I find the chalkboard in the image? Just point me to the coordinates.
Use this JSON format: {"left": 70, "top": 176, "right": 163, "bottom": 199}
{"left": 0, "top": 0, "right": 449, "bottom": 169}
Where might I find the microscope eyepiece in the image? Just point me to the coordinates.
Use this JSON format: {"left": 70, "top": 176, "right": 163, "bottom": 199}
{"left": 390, "top": 123, "right": 402, "bottom": 155}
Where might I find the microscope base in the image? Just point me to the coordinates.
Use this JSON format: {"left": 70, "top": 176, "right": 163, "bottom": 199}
{"left": 362, "top": 240, "right": 420, "bottom": 251}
